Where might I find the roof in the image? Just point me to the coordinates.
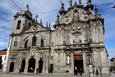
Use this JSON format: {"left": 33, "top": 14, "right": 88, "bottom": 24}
{"left": 0, "top": 49, "right": 7, "bottom": 55}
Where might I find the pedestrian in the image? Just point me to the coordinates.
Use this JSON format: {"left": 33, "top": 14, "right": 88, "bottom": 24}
{"left": 96, "top": 69, "right": 99, "bottom": 75}
{"left": 79, "top": 68, "right": 82, "bottom": 76}
{"left": 75, "top": 66, "right": 78, "bottom": 75}
{"left": 36, "top": 68, "right": 39, "bottom": 74}
{"left": 19, "top": 68, "right": 21, "bottom": 73}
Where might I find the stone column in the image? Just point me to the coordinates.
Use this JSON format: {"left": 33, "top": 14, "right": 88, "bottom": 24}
{"left": 43, "top": 52, "right": 48, "bottom": 73}
{"left": 5, "top": 36, "right": 13, "bottom": 73}
{"left": 83, "top": 52, "right": 87, "bottom": 76}
{"left": 99, "top": 48, "right": 109, "bottom": 75}
{"left": 15, "top": 59, "right": 21, "bottom": 73}
{"left": 34, "top": 58, "right": 38, "bottom": 74}
{"left": 70, "top": 53, "right": 74, "bottom": 74}
{"left": 6, "top": 60, "right": 11, "bottom": 73}
{"left": 24, "top": 58, "right": 28, "bottom": 73}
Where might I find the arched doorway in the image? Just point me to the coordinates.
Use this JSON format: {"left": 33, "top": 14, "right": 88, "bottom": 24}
{"left": 38, "top": 58, "right": 43, "bottom": 73}
{"left": 9, "top": 62, "right": 14, "bottom": 72}
{"left": 28, "top": 57, "right": 36, "bottom": 73}
{"left": 20, "top": 59, "right": 26, "bottom": 72}
{"left": 0, "top": 56, "right": 2, "bottom": 69}
{"left": 74, "top": 54, "right": 84, "bottom": 75}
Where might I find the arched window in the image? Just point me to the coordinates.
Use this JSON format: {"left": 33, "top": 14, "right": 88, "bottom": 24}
{"left": 28, "top": 23, "right": 31, "bottom": 28}
{"left": 20, "top": 58, "right": 26, "bottom": 72}
{"left": 28, "top": 57, "right": 36, "bottom": 72}
{"left": 14, "top": 41, "right": 17, "bottom": 47}
{"left": 24, "top": 40, "right": 28, "bottom": 48}
{"left": 32, "top": 36, "right": 37, "bottom": 46}
{"left": 17, "top": 20, "right": 21, "bottom": 29}
{"left": 41, "top": 38, "right": 44, "bottom": 47}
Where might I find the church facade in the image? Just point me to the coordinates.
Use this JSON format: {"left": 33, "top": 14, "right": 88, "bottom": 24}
{"left": 5, "top": 0, "right": 110, "bottom": 76}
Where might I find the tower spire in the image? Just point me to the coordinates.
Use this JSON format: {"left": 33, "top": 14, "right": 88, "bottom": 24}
{"left": 79, "top": 0, "right": 82, "bottom": 5}
{"left": 35, "top": 15, "right": 38, "bottom": 22}
{"left": 69, "top": 0, "right": 73, "bottom": 7}
{"left": 60, "top": 1, "right": 65, "bottom": 11}
{"left": 26, "top": 4, "right": 29, "bottom": 11}
{"left": 40, "top": 19, "right": 43, "bottom": 25}
{"left": 86, "top": 0, "right": 94, "bottom": 10}
{"left": 95, "top": 5, "right": 100, "bottom": 16}
{"left": 59, "top": 0, "right": 66, "bottom": 15}
{"left": 74, "top": 1, "right": 78, "bottom": 7}
{"left": 56, "top": 15, "right": 60, "bottom": 24}
{"left": 87, "top": 0, "right": 92, "bottom": 4}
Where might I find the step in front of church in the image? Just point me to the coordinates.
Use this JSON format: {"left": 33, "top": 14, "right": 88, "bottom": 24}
{"left": 0, "top": 73, "right": 112, "bottom": 77}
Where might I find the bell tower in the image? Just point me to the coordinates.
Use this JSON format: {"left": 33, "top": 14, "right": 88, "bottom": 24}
{"left": 13, "top": 5, "right": 33, "bottom": 34}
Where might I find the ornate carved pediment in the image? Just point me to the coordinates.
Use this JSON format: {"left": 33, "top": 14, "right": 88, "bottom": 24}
{"left": 79, "top": 11, "right": 89, "bottom": 22}
{"left": 60, "top": 12, "right": 73, "bottom": 24}
{"left": 33, "top": 25, "right": 38, "bottom": 31}
{"left": 23, "top": 24, "right": 48, "bottom": 33}
{"left": 72, "top": 30, "right": 82, "bottom": 43}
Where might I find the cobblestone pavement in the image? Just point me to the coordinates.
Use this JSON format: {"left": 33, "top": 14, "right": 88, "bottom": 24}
{"left": 0, "top": 73, "right": 114, "bottom": 77}
{"left": 111, "top": 73, "right": 115, "bottom": 77}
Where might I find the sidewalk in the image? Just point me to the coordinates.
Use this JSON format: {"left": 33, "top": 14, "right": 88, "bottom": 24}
{"left": 0, "top": 73, "right": 114, "bottom": 77}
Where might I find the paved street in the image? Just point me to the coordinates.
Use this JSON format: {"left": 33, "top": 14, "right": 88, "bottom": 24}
{"left": 111, "top": 73, "right": 115, "bottom": 77}
{"left": 0, "top": 73, "right": 115, "bottom": 77}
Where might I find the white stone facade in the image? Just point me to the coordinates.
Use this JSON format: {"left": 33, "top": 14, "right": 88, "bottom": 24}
{"left": 5, "top": 1, "right": 110, "bottom": 76}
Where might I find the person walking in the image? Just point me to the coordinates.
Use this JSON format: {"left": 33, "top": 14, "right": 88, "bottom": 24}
{"left": 96, "top": 69, "right": 99, "bottom": 76}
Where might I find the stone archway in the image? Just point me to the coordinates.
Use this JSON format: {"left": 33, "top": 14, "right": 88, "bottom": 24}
{"left": 20, "top": 59, "right": 26, "bottom": 72}
{"left": 74, "top": 54, "right": 84, "bottom": 75}
{"left": 38, "top": 58, "right": 43, "bottom": 73}
{"left": 9, "top": 62, "right": 14, "bottom": 72}
{"left": 28, "top": 57, "right": 36, "bottom": 73}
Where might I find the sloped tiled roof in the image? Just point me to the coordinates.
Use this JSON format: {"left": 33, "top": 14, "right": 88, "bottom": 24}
{"left": 0, "top": 49, "right": 7, "bottom": 55}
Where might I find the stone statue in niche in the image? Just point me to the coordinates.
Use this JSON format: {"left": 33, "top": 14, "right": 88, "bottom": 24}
{"left": 79, "top": 12, "right": 88, "bottom": 21}
{"left": 73, "top": 31, "right": 82, "bottom": 43}
{"left": 72, "top": 26, "right": 82, "bottom": 43}
{"left": 73, "top": 9, "right": 79, "bottom": 21}
{"left": 64, "top": 32, "right": 70, "bottom": 45}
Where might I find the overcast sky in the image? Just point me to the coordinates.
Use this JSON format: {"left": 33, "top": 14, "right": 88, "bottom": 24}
{"left": 0, "top": 0, "right": 115, "bottom": 59}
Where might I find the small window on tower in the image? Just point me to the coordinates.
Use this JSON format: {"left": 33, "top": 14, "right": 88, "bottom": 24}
{"left": 28, "top": 23, "right": 31, "bottom": 28}
{"left": 41, "top": 38, "right": 44, "bottom": 47}
{"left": 14, "top": 41, "right": 18, "bottom": 47}
{"left": 17, "top": 20, "right": 21, "bottom": 29}
{"left": 24, "top": 40, "right": 28, "bottom": 48}
{"left": 32, "top": 36, "right": 37, "bottom": 46}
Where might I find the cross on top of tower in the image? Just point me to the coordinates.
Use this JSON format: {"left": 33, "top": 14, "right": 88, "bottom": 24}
{"left": 26, "top": 4, "right": 29, "bottom": 11}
